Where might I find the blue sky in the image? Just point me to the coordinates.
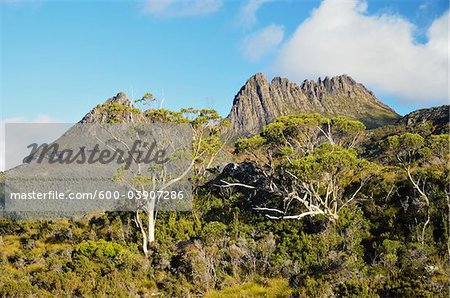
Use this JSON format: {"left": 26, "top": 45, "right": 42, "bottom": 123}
{"left": 1, "top": 0, "right": 448, "bottom": 123}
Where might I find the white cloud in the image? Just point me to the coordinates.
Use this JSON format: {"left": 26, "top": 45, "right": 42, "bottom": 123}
{"left": 142, "top": 0, "right": 222, "bottom": 17}
{"left": 242, "top": 24, "right": 284, "bottom": 61}
{"left": 0, "top": 115, "right": 60, "bottom": 171}
{"left": 237, "top": 0, "right": 272, "bottom": 29}
{"left": 274, "top": 0, "right": 449, "bottom": 105}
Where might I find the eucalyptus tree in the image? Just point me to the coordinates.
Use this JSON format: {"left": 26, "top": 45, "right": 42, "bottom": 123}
{"left": 384, "top": 133, "right": 450, "bottom": 244}
{"left": 96, "top": 94, "right": 229, "bottom": 256}
{"left": 234, "top": 114, "right": 375, "bottom": 222}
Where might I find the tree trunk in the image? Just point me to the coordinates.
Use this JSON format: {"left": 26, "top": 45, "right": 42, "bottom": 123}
{"left": 421, "top": 203, "right": 430, "bottom": 245}
{"left": 406, "top": 167, "right": 430, "bottom": 245}
{"left": 446, "top": 192, "right": 450, "bottom": 264}
{"left": 148, "top": 210, "right": 155, "bottom": 243}
{"left": 136, "top": 210, "right": 149, "bottom": 257}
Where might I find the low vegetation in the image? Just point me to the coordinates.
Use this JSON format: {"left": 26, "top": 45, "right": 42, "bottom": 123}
{"left": 1, "top": 104, "right": 449, "bottom": 296}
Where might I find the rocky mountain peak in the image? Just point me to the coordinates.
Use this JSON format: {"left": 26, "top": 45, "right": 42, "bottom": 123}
{"left": 227, "top": 73, "right": 400, "bottom": 136}
{"left": 106, "top": 92, "right": 133, "bottom": 106}
{"left": 79, "top": 92, "right": 137, "bottom": 124}
{"left": 300, "top": 74, "right": 373, "bottom": 100}
{"left": 232, "top": 73, "right": 269, "bottom": 103}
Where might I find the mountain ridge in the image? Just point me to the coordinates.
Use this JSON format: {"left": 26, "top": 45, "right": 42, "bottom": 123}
{"left": 397, "top": 105, "right": 449, "bottom": 134}
{"left": 76, "top": 76, "right": 447, "bottom": 138}
{"left": 227, "top": 73, "right": 401, "bottom": 136}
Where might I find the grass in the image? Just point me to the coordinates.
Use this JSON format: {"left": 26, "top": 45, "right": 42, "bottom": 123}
{"left": 1, "top": 235, "right": 21, "bottom": 257}
{"left": 205, "top": 278, "right": 292, "bottom": 298}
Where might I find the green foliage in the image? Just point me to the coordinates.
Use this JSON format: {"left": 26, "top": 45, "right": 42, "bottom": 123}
{"left": 288, "top": 144, "right": 374, "bottom": 186}
{"left": 1, "top": 113, "right": 449, "bottom": 296}
{"left": 72, "top": 239, "right": 125, "bottom": 262}
{"left": 235, "top": 113, "right": 366, "bottom": 167}
{"left": 96, "top": 102, "right": 142, "bottom": 124}
{"left": 205, "top": 278, "right": 292, "bottom": 297}
{"left": 384, "top": 132, "right": 425, "bottom": 165}
{"left": 201, "top": 221, "right": 227, "bottom": 242}
{"left": 428, "top": 134, "right": 449, "bottom": 158}
{"left": 236, "top": 115, "right": 376, "bottom": 222}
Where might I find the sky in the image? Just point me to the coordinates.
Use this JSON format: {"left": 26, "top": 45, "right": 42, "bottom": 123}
{"left": 0, "top": 0, "right": 449, "bottom": 126}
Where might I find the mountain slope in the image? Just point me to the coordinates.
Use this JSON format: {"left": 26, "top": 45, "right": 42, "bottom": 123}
{"left": 227, "top": 73, "right": 400, "bottom": 136}
{"left": 397, "top": 105, "right": 449, "bottom": 134}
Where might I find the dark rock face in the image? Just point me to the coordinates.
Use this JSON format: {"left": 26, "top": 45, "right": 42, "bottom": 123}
{"left": 397, "top": 105, "right": 449, "bottom": 134}
{"left": 208, "top": 162, "right": 271, "bottom": 190}
{"left": 227, "top": 73, "right": 401, "bottom": 136}
{"left": 205, "top": 162, "right": 276, "bottom": 205}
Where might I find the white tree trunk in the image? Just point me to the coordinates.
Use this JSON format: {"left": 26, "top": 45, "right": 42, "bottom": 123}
{"left": 148, "top": 210, "right": 156, "bottom": 243}
{"left": 406, "top": 167, "right": 430, "bottom": 245}
{"left": 136, "top": 210, "right": 149, "bottom": 257}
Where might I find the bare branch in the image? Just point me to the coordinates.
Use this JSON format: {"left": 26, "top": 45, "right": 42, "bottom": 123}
{"left": 214, "top": 180, "right": 256, "bottom": 189}
{"left": 266, "top": 210, "right": 324, "bottom": 220}
{"left": 253, "top": 207, "right": 285, "bottom": 214}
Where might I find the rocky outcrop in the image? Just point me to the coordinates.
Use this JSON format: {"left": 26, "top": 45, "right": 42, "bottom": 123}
{"left": 204, "top": 162, "right": 277, "bottom": 207}
{"left": 227, "top": 73, "right": 401, "bottom": 136}
{"left": 397, "top": 105, "right": 449, "bottom": 134}
{"left": 79, "top": 92, "right": 141, "bottom": 124}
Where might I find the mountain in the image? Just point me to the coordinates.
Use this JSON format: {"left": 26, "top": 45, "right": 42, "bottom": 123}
{"left": 80, "top": 92, "right": 139, "bottom": 124}
{"left": 227, "top": 73, "right": 401, "bottom": 136}
{"left": 397, "top": 105, "right": 449, "bottom": 134}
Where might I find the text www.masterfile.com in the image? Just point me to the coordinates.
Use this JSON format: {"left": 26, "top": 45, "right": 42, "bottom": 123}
{"left": 9, "top": 190, "right": 186, "bottom": 201}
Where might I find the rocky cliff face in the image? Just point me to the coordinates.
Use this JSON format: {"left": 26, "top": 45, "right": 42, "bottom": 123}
{"left": 227, "top": 73, "right": 401, "bottom": 136}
